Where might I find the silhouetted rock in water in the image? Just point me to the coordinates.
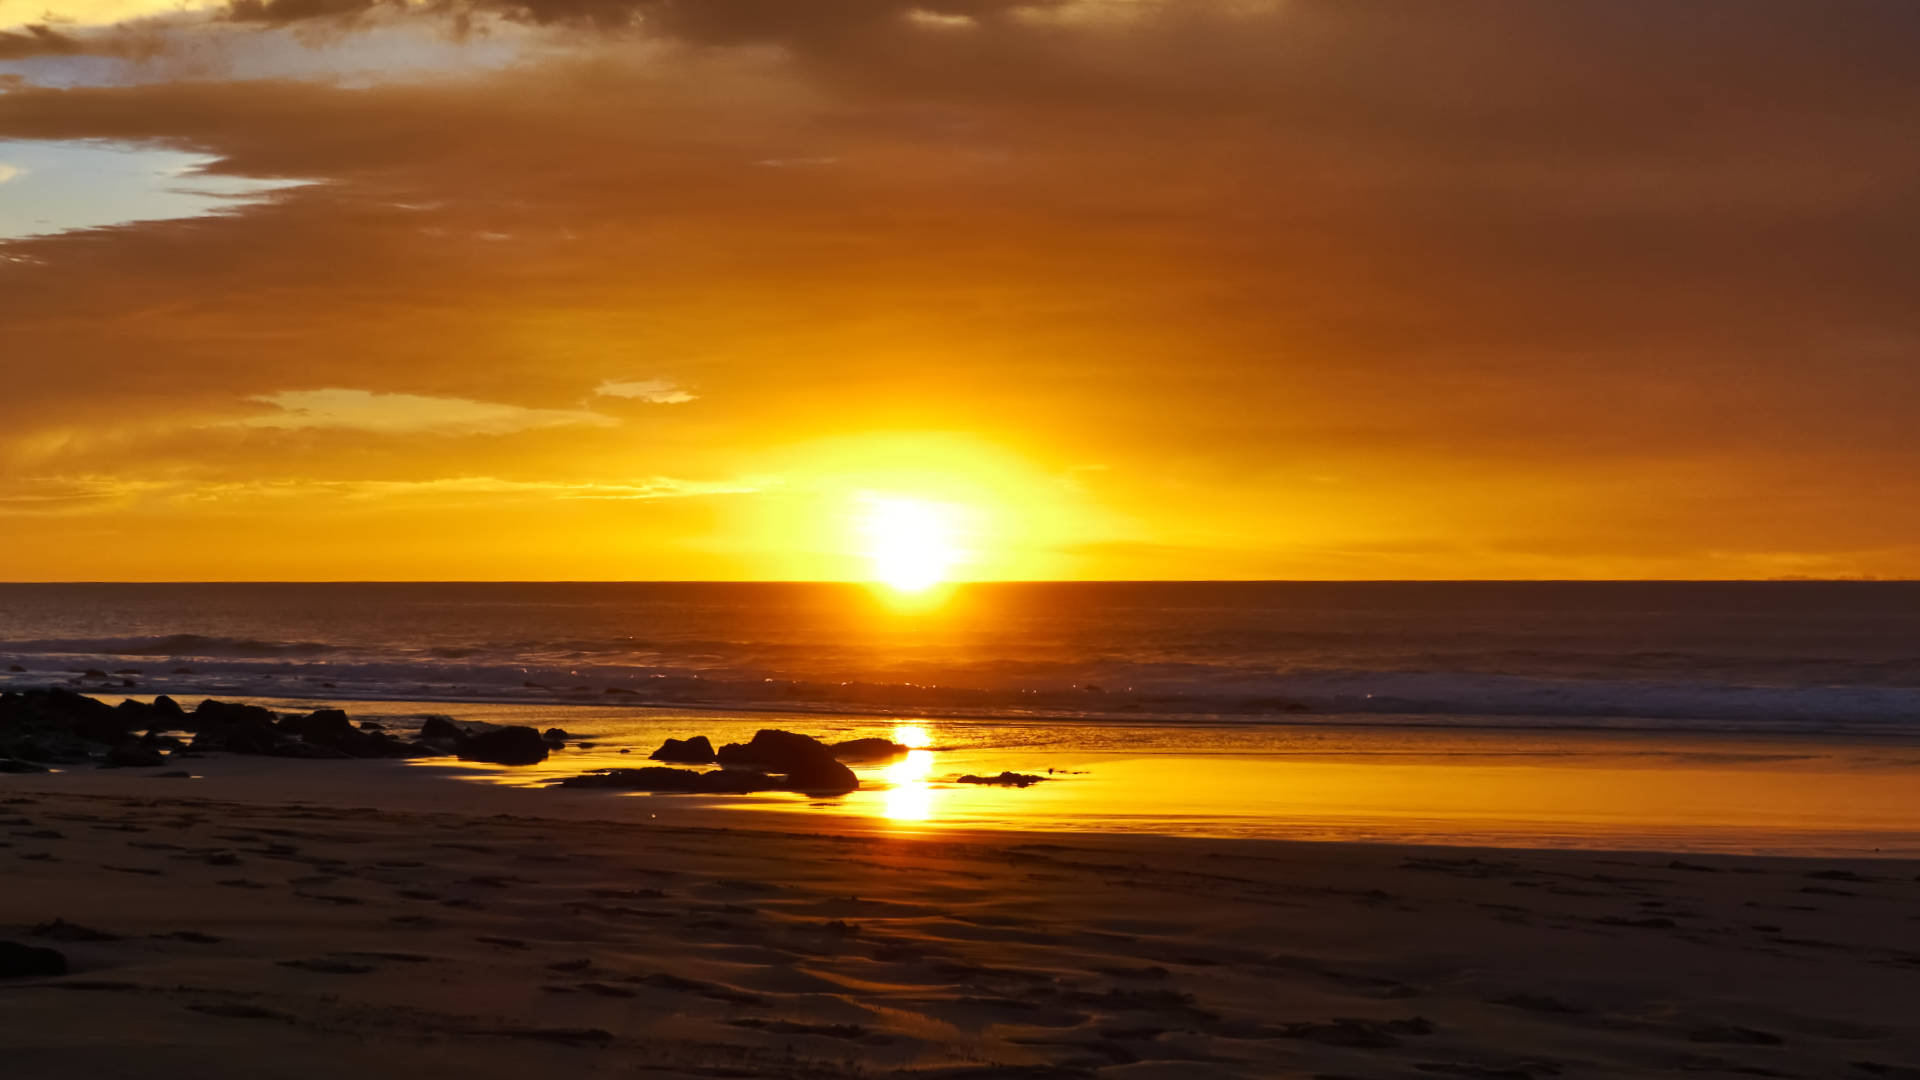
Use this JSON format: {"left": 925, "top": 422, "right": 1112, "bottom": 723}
{"left": 715, "top": 730, "right": 859, "bottom": 793}
{"left": 419, "top": 716, "right": 465, "bottom": 742}
{"left": 281, "top": 709, "right": 354, "bottom": 745}
{"left": 171, "top": 666, "right": 194, "bottom": 675}
{"left": 830, "top": 737, "right": 909, "bottom": 763}
{"left": 192, "top": 699, "right": 278, "bottom": 731}
{"left": 0, "top": 941, "right": 68, "bottom": 978}
{"left": 543, "top": 728, "right": 570, "bottom": 744}
{"left": 558, "top": 766, "right": 780, "bottom": 793}
{"left": 6, "top": 664, "right": 25, "bottom": 672}
{"left": 0, "top": 690, "right": 432, "bottom": 761}
{"left": 188, "top": 699, "right": 284, "bottom": 755}
{"left": 650, "top": 736, "right": 716, "bottom": 764}
{"left": 957, "top": 772, "right": 1048, "bottom": 788}
{"left": 51, "top": 689, "right": 134, "bottom": 743}
{"left": 113, "top": 697, "right": 182, "bottom": 735}
{"left": 1, "top": 689, "right": 135, "bottom": 761}
{"left": 104, "top": 740, "right": 166, "bottom": 768}
{"left": 358, "top": 720, "right": 384, "bottom": 731}
{"left": 459, "top": 726, "right": 550, "bottom": 766}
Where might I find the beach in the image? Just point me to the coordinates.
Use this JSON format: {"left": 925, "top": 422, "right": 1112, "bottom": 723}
{"left": 6, "top": 760, "right": 1920, "bottom": 1079}
{"left": 7, "top": 582, "right": 1920, "bottom": 1077}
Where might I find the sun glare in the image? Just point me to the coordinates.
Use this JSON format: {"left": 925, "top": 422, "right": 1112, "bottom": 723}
{"left": 863, "top": 497, "right": 960, "bottom": 592}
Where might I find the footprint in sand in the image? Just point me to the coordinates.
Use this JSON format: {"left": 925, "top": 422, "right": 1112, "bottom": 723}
{"left": 277, "top": 958, "right": 376, "bottom": 975}
{"left": 189, "top": 1003, "right": 290, "bottom": 1021}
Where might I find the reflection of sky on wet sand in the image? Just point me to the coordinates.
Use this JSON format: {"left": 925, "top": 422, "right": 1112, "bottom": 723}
{"left": 880, "top": 746, "right": 936, "bottom": 821}
{"left": 310, "top": 699, "right": 1920, "bottom": 856}
{"left": 0, "top": 139, "right": 309, "bottom": 243}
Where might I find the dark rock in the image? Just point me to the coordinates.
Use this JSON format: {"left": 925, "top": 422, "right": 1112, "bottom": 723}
{"left": 419, "top": 716, "right": 465, "bottom": 741}
{"left": 280, "top": 709, "right": 355, "bottom": 746}
{"left": 830, "top": 737, "right": 909, "bottom": 762}
{"left": 104, "top": 741, "right": 166, "bottom": 768}
{"left": 459, "top": 726, "right": 550, "bottom": 766}
{"left": 268, "top": 742, "right": 350, "bottom": 760}
{"left": 649, "top": 736, "right": 716, "bottom": 764}
{"left": 151, "top": 695, "right": 184, "bottom": 719}
{"left": 542, "top": 728, "right": 570, "bottom": 743}
{"left": 714, "top": 729, "right": 858, "bottom": 793}
{"left": 0, "top": 940, "right": 68, "bottom": 978}
{"left": 33, "top": 688, "right": 136, "bottom": 743}
{"left": 171, "top": 667, "right": 194, "bottom": 675}
{"left": 5, "top": 665, "right": 24, "bottom": 673}
{"left": 558, "top": 766, "right": 779, "bottom": 793}
{"left": 357, "top": 721, "right": 384, "bottom": 732}
{"left": 186, "top": 699, "right": 285, "bottom": 755}
{"left": 957, "top": 772, "right": 1048, "bottom": 787}
{"left": 192, "top": 699, "right": 280, "bottom": 730}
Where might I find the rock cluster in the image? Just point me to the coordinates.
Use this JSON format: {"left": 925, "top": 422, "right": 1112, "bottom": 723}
{"left": 0, "top": 688, "right": 441, "bottom": 770}
{"left": 588, "top": 728, "right": 871, "bottom": 795}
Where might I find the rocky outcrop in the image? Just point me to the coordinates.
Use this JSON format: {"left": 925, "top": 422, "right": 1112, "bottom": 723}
{"left": 649, "top": 736, "right": 716, "bottom": 764}
{"left": 458, "top": 726, "right": 551, "bottom": 766}
{"left": 714, "top": 730, "right": 858, "bottom": 793}
{"left": 0, "top": 689, "right": 436, "bottom": 762}
{"left": 280, "top": 708, "right": 354, "bottom": 744}
{"left": 830, "top": 737, "right": 910, "bottom": 762}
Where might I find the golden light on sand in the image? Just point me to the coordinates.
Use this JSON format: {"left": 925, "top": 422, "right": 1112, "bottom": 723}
{"left": 863, "top": 497, "right": 959, "bottom": 592}
{"left": 892, "top": 724, "right": 932, "bottom": 749}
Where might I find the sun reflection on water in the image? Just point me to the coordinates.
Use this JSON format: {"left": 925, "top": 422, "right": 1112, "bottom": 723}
{"left": 881, "top": 725, "right": 937, "bottom": 821}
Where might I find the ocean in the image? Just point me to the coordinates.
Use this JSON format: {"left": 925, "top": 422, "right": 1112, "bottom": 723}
{"left": 3, "top": 580, "right": 1920, "bottom": 734}
{"left": 7, "top": 581, "right": 1920, "bottom": 852}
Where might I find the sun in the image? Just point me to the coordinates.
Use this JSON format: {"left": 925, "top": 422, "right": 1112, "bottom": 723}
{"left": 863, "top": 496, "right": 960, "bottom": 592}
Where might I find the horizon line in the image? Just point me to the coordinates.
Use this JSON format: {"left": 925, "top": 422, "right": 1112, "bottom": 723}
{"left": 0, "top": 578, "right": 1910, "bottom": 586}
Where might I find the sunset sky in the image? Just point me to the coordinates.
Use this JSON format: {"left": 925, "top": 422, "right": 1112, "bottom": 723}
{"left": 4, "top": 1, "right": 1919, "bottom": 581}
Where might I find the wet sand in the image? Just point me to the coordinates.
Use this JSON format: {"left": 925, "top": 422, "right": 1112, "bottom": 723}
{"left": 4, "top": 774, "right": 1919, "bottom": 1079}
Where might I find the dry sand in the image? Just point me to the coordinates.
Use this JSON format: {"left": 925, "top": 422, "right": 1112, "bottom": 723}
{"left": 3, "top": 778, "right": 1919, "bottom": 1079}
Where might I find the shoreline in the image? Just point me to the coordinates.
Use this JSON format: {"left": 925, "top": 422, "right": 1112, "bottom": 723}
{"left": 52, "top": 681, "right": 1920, "bottom": 743}
{"left": 10, "top": 688, "right": 1920, "bottom": 858}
